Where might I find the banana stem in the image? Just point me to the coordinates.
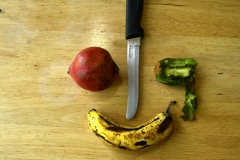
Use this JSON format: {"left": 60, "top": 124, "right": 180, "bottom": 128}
{"left": 166, "top": 101, "right": 176, "bottom": 116}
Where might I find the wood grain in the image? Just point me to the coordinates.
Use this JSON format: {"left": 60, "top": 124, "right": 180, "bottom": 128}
{"left": 0, "top": 0, "right": 240, "bottom": 159}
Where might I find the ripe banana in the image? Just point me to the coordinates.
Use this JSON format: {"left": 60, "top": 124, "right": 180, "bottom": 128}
{"left": 87, "top": 101, "right": 176, "bottom": 150}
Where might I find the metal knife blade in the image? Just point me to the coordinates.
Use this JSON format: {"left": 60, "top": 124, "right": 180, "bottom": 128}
{"left": 126, "top": 0, "right": 144, "bottom": 120}
{"left": 126, "top": 37, "right": 140, "bottom": 120}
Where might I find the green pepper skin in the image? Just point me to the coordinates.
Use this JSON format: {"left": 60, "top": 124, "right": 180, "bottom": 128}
{"left": 181, "top": 92, "right": 197, "bottom": 121}
{"left": 160, "top": 58, "right": 198, "bottom": 68}
{"left": 155, "top": 58, "right": 198, "bottom": 87}
{"left": 155, "top": 58, "right": 198, "bottom": 121}
{"left": 156, "top": 71, "right": 195, "bottom": 87}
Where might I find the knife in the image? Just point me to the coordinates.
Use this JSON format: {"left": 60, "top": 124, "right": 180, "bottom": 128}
{"left": 126, "top": 0, "right": 144, "bottom": 120}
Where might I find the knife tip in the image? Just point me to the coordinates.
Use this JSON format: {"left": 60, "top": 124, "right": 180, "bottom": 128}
{"left": 126, "top": 113, "right": 134, "bottom": 120}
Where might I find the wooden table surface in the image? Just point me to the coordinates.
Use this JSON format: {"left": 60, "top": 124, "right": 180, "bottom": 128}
{"left": 1, "top": 0, "right": 240, "bottom": 159}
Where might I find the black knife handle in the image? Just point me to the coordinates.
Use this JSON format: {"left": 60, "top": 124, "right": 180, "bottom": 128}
{"left": 126, "top": 0, "right": 144, "bottom": 39}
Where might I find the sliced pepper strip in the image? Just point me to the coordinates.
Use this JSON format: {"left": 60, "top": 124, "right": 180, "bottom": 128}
{"left": 155, "top": 58, "right": 198, "bottom": 121}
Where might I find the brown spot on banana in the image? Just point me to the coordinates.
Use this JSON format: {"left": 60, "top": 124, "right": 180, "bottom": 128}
{"left": 157, "top": 116, "right": 173, "bottom": 134}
